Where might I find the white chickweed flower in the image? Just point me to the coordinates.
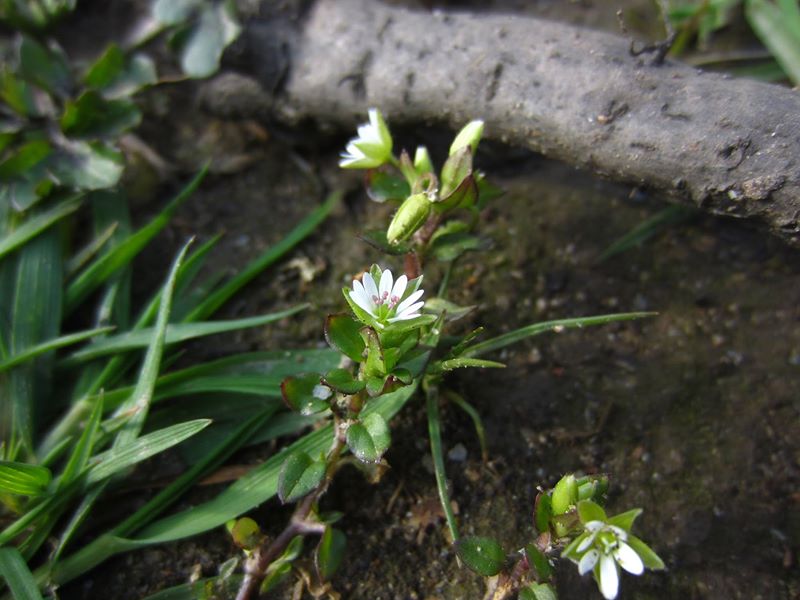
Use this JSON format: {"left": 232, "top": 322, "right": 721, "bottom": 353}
{"left": 349, "top": 267, "right": 424, "bottom": 327}
{"left": 339, "top": 108, "right": 393, "bottom": 169}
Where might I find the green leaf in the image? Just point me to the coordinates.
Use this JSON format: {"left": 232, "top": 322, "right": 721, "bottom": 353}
{"left": 0, "top": 140, "right": 51, "bottom": 179}
{"left": 361, "top": 327, "right": 386, "bottom": 379}
{"left": 277, "top": 451, "right": 326, "bottom": 504}
{"left": 322, "top": 368, "right": 365, "bottom": 394}
{"left": 345, "top": 423, "right": 378, "bottom": 463}
{"left": 58, "top": 395, "right": 103, "bottom": 488}
{"left": 747, "top": 0, "right": 800, "bottom": 85}
{"left": 520, "top": 583, "right": 557, "bottom": 600}
{"left": 87, "top": 419, "right": 211, "bottom": 484}
{"left": 0, "top": 326, "right": 110, "bottom": 372}
{"left": 365, "top": 170, "right": 410, "bottom": 203}
{"left": 324, "top": 313, "right": 366, "bottom": 362}
{"left": 627, "top": 534, "right": 665, "bottom": 570}
{"left": 525, "top": 544, "right": 554, "bottom": 581}
{"left": 424, "top": 297, "right": 476, "bottom": 322}
{"left": 104, "top": 54, "right": 157, "bottom": 99}
{"left": 462, "top": 313, "right": 657, "bottom": 358}
{"left": 84, "top": 44, "right": 124, "bottom": 89}
{"left": 455, "top": 536, "right": 506, "bottom": 576}
{"left": 63, "top": 307, "right": 306, "bottom": 364}
{"left": 0, "top": 461, "right": 51, "bottom": 496}
{"left": 576, "top": 500, "right": 607, "bottom": 525}
{"left": 534, "top": 493, "right": 553, "bottom": 534}
{"left": 0, "top": 547, "right": 43, "bottom": 600}
{"left": 0, "top": 196, "right": 81, "bottom": 262}
{"left": 229, "top": 517, "right": 262, "bottom": 550}
{"left": 437, "top": 357, "right": 505, "bottom": 371}
{"left": 315, "top": 527, "right": 346, "bottom": 581}
{"left": 0, "top": 70, "right": 48, "bottom": 117}
{"left": 599, "top": 205, "right": 694, "bottom": 262}
{"left": 66, "top": 168, "right": 206, "bottom": 312}
{"left": 179, "top": 2, "right": 241, "bottom": 78}
{"left": 362, "top": 413, "right": 390, "bottom": 457}
{"left": 61, "top": 91, "right": 141, "bottom": 138}
{"left": 281, "top": 373, "right": 329, "bottom": 415}
{"left": 551, "top": 474, "right": 578, "bottom": 515}
{"left": 18, "top": 35, "right": 71, "bottom": 96}
{"left": 49, "top": 141, "right": 124, "bottom": 191}
{"left": 429, "top": 231, "right": 485, "bottom": 261}
{"left": 607, "top": 508, "right": 642, "bottom": 532}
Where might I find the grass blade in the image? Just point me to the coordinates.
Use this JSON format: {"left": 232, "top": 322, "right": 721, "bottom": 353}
{"left": 0, "top": 327, "right": 113, "bottom": 372}
{"left": 65, "top": 168, "right": 206, "bottom": 314}
{"left": 598, "top": 205, "right": 694, "bottom": 262}
{"left": 62, "top": 306, "right": 308, "bottom": 365}
{"left": 425, "top": 384, "right": 460, "bottom": 544}
{"left": 111, "top": 240, "right": 191, "bottom": 449}
{"left": 185, "top": 189, "right": 341, "bottom": 322}
{"left": 461, "top": 313, "right": 657, "bottom": 358}
{"left": 66, "top": 221, "right": 119, "bottom": 278}
{"left": 0, "top": 547, "right": 43, "bottom": 600}
{"left": 746, "top": 0, "right": 800, "bottom": 84}
{"left": 0, "top": 197, "right": 81, "bottom": 262}
{"left": 86, "top": 419, "right": 212, "bottom": 484}
{"left": 58, "top": 395, "right": 103, "bottom": 488}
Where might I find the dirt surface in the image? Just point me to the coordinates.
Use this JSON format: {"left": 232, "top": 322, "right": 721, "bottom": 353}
{"left": 60, "top": 2, "right": 799, "bottom": 600}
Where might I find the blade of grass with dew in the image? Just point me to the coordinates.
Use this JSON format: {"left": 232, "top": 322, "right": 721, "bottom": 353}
{"left": 62, "top": 306, "right": 308, "bottom": 365}
{"left": 598, "top": 205, "right": 695, "bottom": 262}
{"left": 0, "top": 547, "right": 43, "bottom": 600}
{"left": 461, "top": 313, "right": 657, "bottom": 358}
{"left": 184, "top": 189, "right": 342, "bottom": 322}
{"left": 65, "top": 167, "right": 206, "bottom": 314}
{"left": 746, "top": 0, "right": 800, "bottom": 84}
{"left": 0, "top": 327, "right": 113, "bottom": 372}
{"left": 0, "top": 197, "right": 81, "bottom": 262}
{"left": 111, "top": 240, "right": 192, "bottom": 449}
{"left": 425, "top": 383, "right": 460, "bottom": 544}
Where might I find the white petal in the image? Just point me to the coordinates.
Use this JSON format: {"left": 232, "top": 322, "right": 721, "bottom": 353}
{"left": 388, "top": 301, "right": 423, "bottom": 321}
{"left": 608, "top": 526, "right": 628, "bottom": 541}
{"left": 391, "top": 274, "right": 408, "bottom": 300}
{"left": 614, "top": 542, "right": 644, "bottom": 575}
{"left": 578, "top": 549, "right": 599, "bottom": 575}
{"left": 395, "top": 289, "right": 424, "bottom": 314}
{"left": 598, "top": 553, "right": 619, "bottom": 600}
{"left": 576, "top": 531, "right": 598, "bottom": 553}
{"left": 345, "top": 142, "right": 366, "bottom": 159}
{"left": 362, "top": 272, "right": 379, "bottom": 301}
{"left": 350, "top": 281, "right": 375, "bottom": 316}
{"left": 584, "top": 521, "right": 604, "bottom": 533}
{"left": 379, "top": 269, "right": 393, "bottom": 297}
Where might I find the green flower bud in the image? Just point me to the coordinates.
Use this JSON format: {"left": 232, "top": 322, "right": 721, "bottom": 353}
{"left": 387, "top": 193, "right": 431, "bottom": 244}
{"left": 449, "top": 119, "right": 484, "bottom": 156}
{"left": 551, "top": 474, "right": 578, "bottom": 515}
{"left": 414, "top": 145, "right": 434, "bottom": 174}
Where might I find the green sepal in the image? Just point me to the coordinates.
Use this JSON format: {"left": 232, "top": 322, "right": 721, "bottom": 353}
{"left": 439, "top": 146, "right": 472, "bottom": 200}
{"left": 607, "top": 507, "right": 642, "bottom": 532}
{"left": 627, "top": 534, "right": 665, "bottom": 570}
{"left": 322, "top": 368, "right": 365, "bottom": 395}
{"left": 551, "top": 474, "right": 578, "bottom": 515}
{"left": 387, "top": 192, "right": 431, "bottom": 245}
{"left": 413, "top": 145, "right": 434, "bottom": 174}
{"left": 449, "top": 120, "right": 484, "bottom": 156}
{"left": 576, "top": 499, "right": 607, "bottom": 525}
{"left": 324, "top": 313, "right": 366, "bottom": 362}
{"left": 360, "top": 327, "right": 386, "bottom": 378}
{"left": 455, "top": 536, "right": 506, "bottom": 577}
{"left": 315, "top": 527, "right": 346, "bottom": 581}
{"left": 277, "top": 450, "right": 326, "bottom": 504}
{"left": 434, "top": 173, "right": 478, "bottom": 213}
{"left": 281, "top": 373, "right": 329, "bottom": 415}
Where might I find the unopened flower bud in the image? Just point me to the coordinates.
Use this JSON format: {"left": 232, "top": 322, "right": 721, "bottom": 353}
{"left": 449, "top": 120, "right": 484, "bottom": 156}
{"left": 387, "top": 193, "right": 431, "bottom": 244}
{"left": 551, "top": 474, "right": 578, "bottom": 515}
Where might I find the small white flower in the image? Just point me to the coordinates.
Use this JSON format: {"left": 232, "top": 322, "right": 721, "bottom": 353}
{"left": 349, "top": 267, "right": 424, "bottom": 327}
{"left": 339, "top": 109, "right": 393, "bottom": 169}
{"left": 614, "top": 542, "right": 644, "bottom": 575}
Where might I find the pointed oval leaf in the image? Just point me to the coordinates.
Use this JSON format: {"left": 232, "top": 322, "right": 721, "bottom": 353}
{"left": 345, "top": 422, "right": 377, "bottom": 463}
{"left": 281, "top": 373, "right": 329, "bottom": 416}
{"left": 277, "top": 451, "right": 326, "bottom": 504}
{"left": 84, "top": 44, "right": 125, "bottom": 89}
{"left": 439, "top": 146, "right": 472, "bottom": 199}
{"left": 19, "top": 35, "right": 71, "bottom": 96}
{"left": 322, "top": 368, "right": 365, "bottom": 394}
{"left": 324, "top": 314, "right": 366, "bottom": 362}
{"left": 315, "top": 527, "right": 346, "bottom": 581}
{"left": 365, "top": 170, "right": 410, "bottom": 203}
{"left": 362, "top": 413, "right": 390, "bottom": 457}
{"left": 534, "top": 492, "right": 553, "bottom": 534}
{"left": 525, "top": 544, "right": 554, "bottom": 581}
{"left": 607, "top": 508, "right": 642, "bottom": 532}
{"left": 455, "top": 536, "right": 506, "bottom": 576}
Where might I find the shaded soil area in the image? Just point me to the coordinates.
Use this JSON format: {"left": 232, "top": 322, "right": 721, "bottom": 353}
{"left": 60, "top": 2, "right": 799, "bottom": 600}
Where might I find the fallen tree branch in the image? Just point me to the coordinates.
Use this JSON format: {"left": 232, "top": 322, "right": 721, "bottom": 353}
{"left": 231, "top": 0, "right": 800, "bottom": 245}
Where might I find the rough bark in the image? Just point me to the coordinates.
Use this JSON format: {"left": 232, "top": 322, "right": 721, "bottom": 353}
{"left": 233, "top": 0, "right": 800, "bottom": 245}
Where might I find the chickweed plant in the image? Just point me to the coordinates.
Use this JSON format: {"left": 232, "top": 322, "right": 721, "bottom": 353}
{"left": 219, "top": 111, "right": 664, "bottom": 600}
